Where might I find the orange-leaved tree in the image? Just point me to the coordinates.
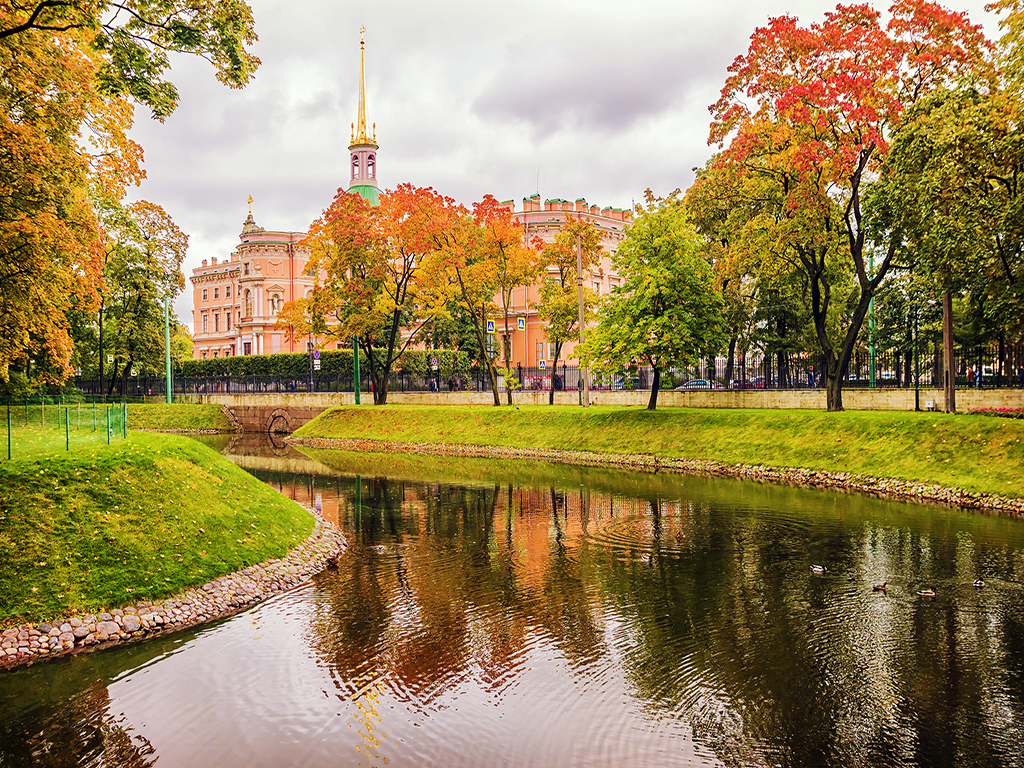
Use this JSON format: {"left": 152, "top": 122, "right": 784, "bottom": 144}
{"left": 286, "top": 183, "right": 451, "bottom": 405}
{"left": 697, "top": 0, "right": 991, "bottom": 411}
{"left": 536, "top": 216, "right": 602, "bottom": 404}
{"left": 431, "top": 195, "right": 541, "bottom": 405}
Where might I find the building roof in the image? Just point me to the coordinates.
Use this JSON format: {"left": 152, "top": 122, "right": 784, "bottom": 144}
{"left": 347, "top": 184, "right": 380, "bottom": 206}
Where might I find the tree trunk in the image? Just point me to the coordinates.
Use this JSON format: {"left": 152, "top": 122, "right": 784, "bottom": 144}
{"left": 647, "top": 367, "right": 661, "bottom": 410}
{"left": 725, "top": 335, "right": 736, "bottom": 387}
{"left": 548, "top": 345, "right": 561, "bottom": 405}
{"left": 98, "top": 304, "right": 105, "bottom": 399}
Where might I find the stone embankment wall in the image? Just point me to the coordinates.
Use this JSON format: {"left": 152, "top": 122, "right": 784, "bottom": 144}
{"left": 200, "top": 387, "right": 1024, "bottom": 417}
{"left": 1, "top": 512, "right": 345, "bottom": 670}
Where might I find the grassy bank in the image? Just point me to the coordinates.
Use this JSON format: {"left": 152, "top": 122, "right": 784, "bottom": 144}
{"left": 0, "top": 433, "right": 313, "bottom": 625}
{"left": 295, "top": 405, "right": 1024, "bottom": 499}
{"left": 127, "top": 403, "right": 233, "bottom": 432}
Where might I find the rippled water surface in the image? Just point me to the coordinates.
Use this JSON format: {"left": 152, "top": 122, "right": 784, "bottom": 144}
{"left": 3, "top": 434, "right": 1024, "bottom": 767}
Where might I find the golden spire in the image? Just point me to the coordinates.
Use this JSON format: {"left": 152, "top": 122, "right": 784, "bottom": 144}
{"left": 352, "top": 26, "right": 376, "bottom": 147}
{"left": 247, "top": 195, "right": 253, "bottom": 215}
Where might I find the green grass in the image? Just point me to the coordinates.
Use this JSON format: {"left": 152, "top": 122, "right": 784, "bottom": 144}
{"left": 295, "top": 405, "right": 1024, "bottom": 499}
{"left": 127, "top": 403, "right": 233, "bottom": 432}
{"left": 0, "top": 432, "right": 313, "bottom": 624}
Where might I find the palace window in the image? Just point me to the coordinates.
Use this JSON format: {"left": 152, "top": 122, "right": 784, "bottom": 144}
{"left": 226, "top": 313, "right": 232, "bottom": 331}
{"left": 352, "top": 154, "right": 360, "bottom": 174}
{"left": 537, "top": 341, "right": 546, "bottom": 361}
{"left": 214, "top": 287, "right": 219, "bottom": 299}
{"left": 225, "top": 285, "right": 232, "bottom": 298}
{"left": 243, "top": 342, "right": 252, "bottom": 355}
{"left": 244, "top": 290, "right": 252, "bottom": 317}
{"left": 243, "top": 263, "right": 250, "bottom": 276}
{"left": 368, "top": 154, "right": 375, "bottom": 179}
{"left": 202, "top": 288, "right": 208, "bottom": 301}
{"left": 202, "top": 314, "right": 208, "bottom": 334}
{"left": 201, "top": 350, "right": 208, "bottom": 359}
{"left": 214, "top": 313, "right": 219, "bottom": 332}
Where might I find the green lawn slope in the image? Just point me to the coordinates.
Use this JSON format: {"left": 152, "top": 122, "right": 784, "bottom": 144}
{"left": 294, "top": 405, "right": 1024, "bottom": 499}
{"left": 0, "top": 432, "right": 313, "bottom": 625}
{"left": 128, "top": 403, "right": 233, "bottom": 431}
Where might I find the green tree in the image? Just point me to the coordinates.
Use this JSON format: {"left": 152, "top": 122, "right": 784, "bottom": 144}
{"left": 94, "top": 194, "right": 187, "bottom": 395}
{"left": 581, "top": 192, "right": 726, "bottom": 410}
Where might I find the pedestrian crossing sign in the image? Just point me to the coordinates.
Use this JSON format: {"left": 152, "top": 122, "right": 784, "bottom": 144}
{"left": 486, "top": 320, "right": 495, "bottom": 334}
{"left": 517, "top": 317, "right": 525, "bottom": 331}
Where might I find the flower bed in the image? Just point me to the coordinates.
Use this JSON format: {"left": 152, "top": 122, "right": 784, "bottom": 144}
{"left": 968, "top": 407, "right": 1024, "bottom": 419}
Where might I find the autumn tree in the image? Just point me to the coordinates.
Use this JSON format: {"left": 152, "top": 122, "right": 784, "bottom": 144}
{"left": 699, "top": 0, "right": 991, "bottom": 410}
{"left": 428, "top": 197, "right": 509, "bottom": 406}
{"left": 0, "top": 0, "right": 258, "bottom": 385}
{"left": 0, "top": 0, "right": 259, "bottom": 118}
{"left": 290, "top": 184, "right": 450, "bottom": 405}
{"left": 484, "top": 197, "right": 541, "bottom": 404}
{"left": 580, "top": 192, "right": 726, "bottom": 411}
{"left": 535, "top": 217, "right": 602, "bottom": 404}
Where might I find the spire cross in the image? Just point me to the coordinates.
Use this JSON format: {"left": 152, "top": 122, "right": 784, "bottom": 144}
{"left": 247, "top": 195, "right": 253, "bottom": 215}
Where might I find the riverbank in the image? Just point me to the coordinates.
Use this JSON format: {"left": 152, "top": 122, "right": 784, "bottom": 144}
{"left": 293, "top": 405, "right": 1024, "bottom": 507}
{"left": 0, "top": 433, "right": 342, "bottom": 668}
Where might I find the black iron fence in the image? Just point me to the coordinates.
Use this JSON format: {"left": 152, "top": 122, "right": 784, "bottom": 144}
{"left": 72, "top": 340, "right": 1024, "bottom": 397}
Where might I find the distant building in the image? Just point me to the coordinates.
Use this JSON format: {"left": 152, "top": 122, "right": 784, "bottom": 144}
{"left": 496, "top": 195, "right": 630, "bottom": 368}
{"left": 189, "top": 29, "right": 381, "bottom": 359}
{"left": 190, "top": 31, "right": 631, "bottom": 366}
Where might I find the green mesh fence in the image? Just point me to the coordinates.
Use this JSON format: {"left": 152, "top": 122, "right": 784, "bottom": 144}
{"left": 1, "top": 401, "right": 128, "bottom": 461}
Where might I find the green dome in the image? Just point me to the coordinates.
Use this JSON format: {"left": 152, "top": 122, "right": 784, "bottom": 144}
{"left": 347, "top": 184, "right": 380, "bottom": 206}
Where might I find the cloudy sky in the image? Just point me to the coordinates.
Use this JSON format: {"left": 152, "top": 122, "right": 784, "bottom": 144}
{"left": 125, "top": 0, "right": 998, "bottom": 329}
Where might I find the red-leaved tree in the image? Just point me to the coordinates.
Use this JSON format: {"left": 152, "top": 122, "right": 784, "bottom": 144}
{"left": 697, "top": 0, "right": 991, "bottom": 410}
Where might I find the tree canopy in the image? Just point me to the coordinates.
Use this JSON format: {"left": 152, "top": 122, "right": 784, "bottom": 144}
{"left": 581, "top": 192, "right": 725, "bottom": 410}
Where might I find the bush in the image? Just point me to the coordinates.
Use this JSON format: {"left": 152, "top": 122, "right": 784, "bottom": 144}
{"left": 178, "top": 348, "right": 471, "bottom": 379}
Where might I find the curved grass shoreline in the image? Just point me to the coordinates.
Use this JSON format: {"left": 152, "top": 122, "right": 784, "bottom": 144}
{"left": 0, "top": 432, "right": 343, "bottom": 669}
{"left": 293, "top": 405, "right": 1024, "bottom": 513}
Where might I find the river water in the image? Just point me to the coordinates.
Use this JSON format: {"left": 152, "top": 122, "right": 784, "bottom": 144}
{"left": 2, "top": 434, "right": 1024, "bottom": 768}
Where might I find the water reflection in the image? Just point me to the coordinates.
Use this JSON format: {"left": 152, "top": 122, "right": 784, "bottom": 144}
{"left": 2, "top": 436, "right": 1023, "bottom": 767}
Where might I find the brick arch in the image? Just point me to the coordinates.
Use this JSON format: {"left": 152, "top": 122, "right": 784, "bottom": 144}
{"left": 266, "top": 408, "right": 291, "bottom": 434}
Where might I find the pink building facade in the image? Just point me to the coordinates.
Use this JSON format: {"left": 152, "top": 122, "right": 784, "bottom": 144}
{"left": 190, "top": 214, "right": 317, "bottom": 359}
{"left": 494, "top": 195, "right": 630, "bottom": 369}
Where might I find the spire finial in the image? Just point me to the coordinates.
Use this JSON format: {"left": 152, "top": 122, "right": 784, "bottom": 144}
{"left": 247, "top": 195, "right": 253, "bottom": 215}
{"left": 351, "top": 27, "right": 376, "bottom": 148}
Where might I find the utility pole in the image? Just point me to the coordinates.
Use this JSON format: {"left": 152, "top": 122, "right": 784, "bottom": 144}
{"left": 164, "top": 296, "right": 172, "bottom": 404}
{"left": 943, "top": 290, "right": 956, "bottom": 413}
{"left": 576, "top": 232, "right": 589, "bottom": 407}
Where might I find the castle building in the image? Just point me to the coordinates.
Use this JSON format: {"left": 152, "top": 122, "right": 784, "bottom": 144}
{"left": 190, "top": 30, "right": 630, "bottom": 368}
{"left": 496, "top": 195, "right": 630, "bottom": 368}
{"left": 189, "top": 28, "right": 380, "bottom": 359}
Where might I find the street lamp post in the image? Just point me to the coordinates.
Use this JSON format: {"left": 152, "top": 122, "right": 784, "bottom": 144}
{"left": 914, "top": 309, "right": 921, "bottom": 412}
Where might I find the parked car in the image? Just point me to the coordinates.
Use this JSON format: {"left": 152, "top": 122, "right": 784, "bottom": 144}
{"left": 611, "top": 376, "right": 641, "bottom": 390}
{"left": 675, "top": 379, "right": 718, "bottom": 390}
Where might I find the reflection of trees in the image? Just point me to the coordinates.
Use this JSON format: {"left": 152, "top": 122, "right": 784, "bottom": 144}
{"left": 278, "top": 456, "right": 1024, "bottom": 767}
{"left": 0, "top": 681, "right": 155, "bottom": 767}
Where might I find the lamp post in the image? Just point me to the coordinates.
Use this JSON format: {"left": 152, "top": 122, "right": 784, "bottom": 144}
{"left": 914, "top": 308, "right": 920, "bottom": 412}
